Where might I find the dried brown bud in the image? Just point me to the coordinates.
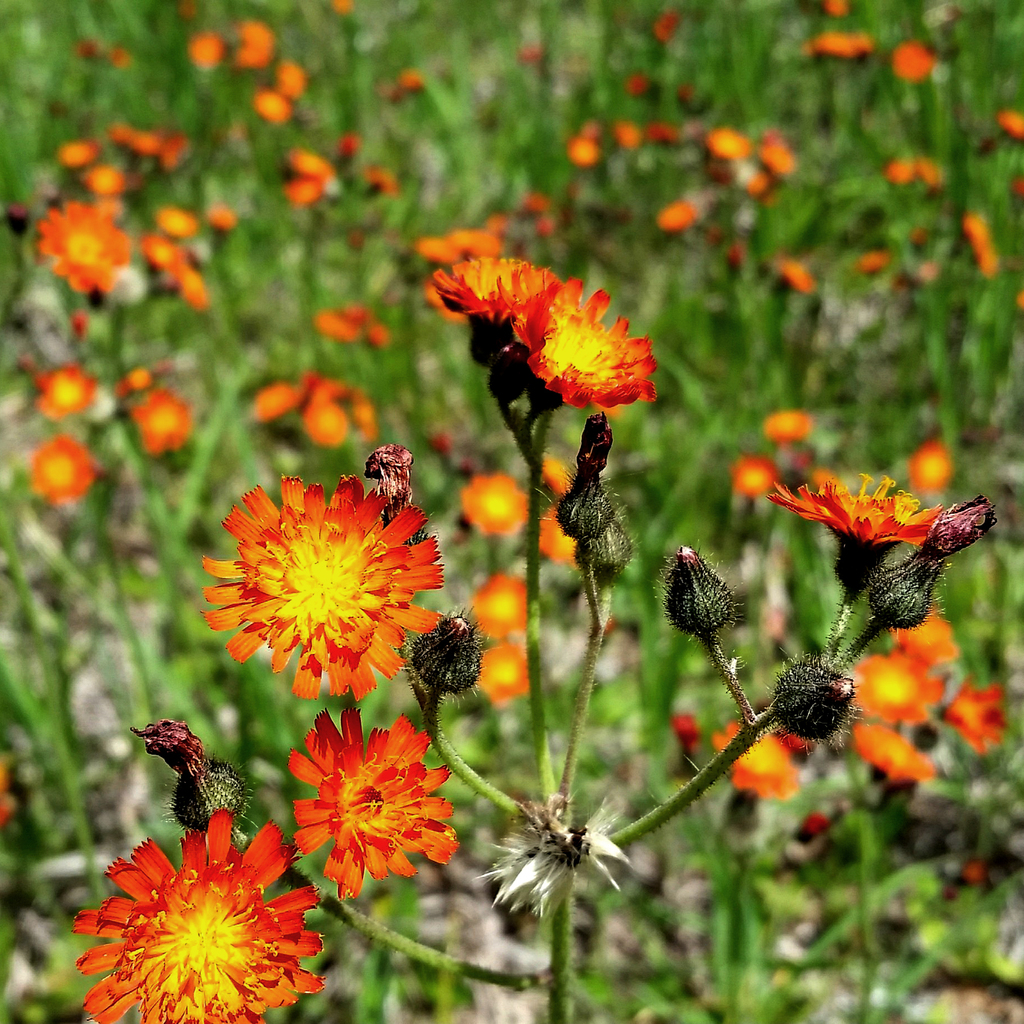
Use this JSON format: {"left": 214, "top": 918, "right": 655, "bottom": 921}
{"left": 920, "top": 496, "right": 996, "bottom": 560}
{"left": 365, "top": 444, "right": 414, "bottom": 525}
{"left": 131, "top": 720, "right": 205, "bottom": 777}
{"left": 575, "top": 412, "right": 613, "bottom": 487}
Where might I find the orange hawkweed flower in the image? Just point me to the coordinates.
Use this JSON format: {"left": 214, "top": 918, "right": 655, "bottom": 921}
{"left": 908, "top": 438, "right": 952, "bottom": 493}
{"left": 706, "top": 127, "right": 752, "bottom": 160}
{"left": 255, "top": 382, "right": 304, "bottom": 422}
{"left": 31, "top": 435, "right": 96, "bottom": 503}
{"left": 855, "top": 651, "right": 944, "bottom": 724}
{"left": 115, "top": 366, "right": 153, "bottom": 398}
{"left": 155, "top": 207, "right": 199, "bottom": 239}
{"left": 432, "top": 257, "right": 561, "bottom": 327}
{"left": 513, "top": 278, "right": 657, "bottom": 407}
{"left": 207, "top": 203, "right": 237, "bottom": 232}
{"left": 822, "top": 0, "right": 849, "bottom": 14}
{"left": 73, "top": 809, "right": 323, "bottom": 1024}
{"left": 539, "top": 507, "right": 576, "bottom": 563}
{"left": 567, "top": 134, "right": 601, "bottom": 168}
{"left": 473, "top": 573, "right": 527, "bottom": 638}
{"left": 997, "top": 109, "right": 1024, "bottom": 141}
{"left": 314, "top": 305, "right": 369, "bottom": 343}
{"left": 204, "top": 476, "right": 443, "bottom": 699}
{"left": 35, "top": 364, "right": 97, "bottom": 419}
{"left": 141, "top": 233, "right": 182, "bottom": 271}
{"left": 731, "top": 455, "right": 779, "bottom": 498}
{"left": 804, "top": 31, "right": 875, "bottom": 59}
{"left": 894, "top": 609, "right": 959, "bottom": 666}
{"left": 914, "top": 157, "right": 943, "bottom": 191}
{"left": 131, "top": 388, "right": 192, "bottom": 455}
{"left": 82, "top": 165, "right": 126, "bottom": 197}
{"left": 885, "top": 159, "right": 917, "bottom": 185}
{"left": 763, "top": 410, "right": 812, "bottom": 446}
{"left": 235, "top": 20, "right": 275, "bottom": 69}
{"left": 778, "top": 258, "right": 816, "bottom": 293}
{"left": 478, "top": 642, "right": 530, "bottom": 704}
{"left": 276, "top": 61, "right": 308, "bottom": 100}
{"left": 397, "top": 68, "right": 425, "bottom": 92}
{"left": 284, "top": 176, "right": 325, "bottom": 206}
{"left": 625, "top": 72, "right": 650, "bottom": 96}
{"left": 856, "top": 249, "right": 892, "bottom": 274}
{"left": 461, "top": 473, "right": 528, "bottom": 535}
{"left": 652, "top": 9, "right": 680, "bottom": 44}
{"left": 364, "top": 166, "right": 400, "bottom": 195}
{"left": 542, "top": 456, "right": 571, "bottom": 496}
{"left": 158, "top": 132, "right": 189, "bottom": 171}
{"left": 892, "top": 40, "right": 935, "bottom": 82}
{"left": 613, "top": 120, "right": 643, "bottom": 149}
{"left": 58, "top": 139, "right": 101, "bottom": 169}
{"left": 188, "top": 31, "right": 226, "bottom": 69}
{"left": 302, "top": 398, "right": 348, "bottom": 447}
{"left": 713, "top": 723, "right": 799, "bottom": 799}
{"left": 944, "top": 681, "right": 1005, "bottom": 754}
{"left": 759, "top": 131, "right": 796, "bottom": 176}
{"left": 37, "top": 202, "right": 130, "bottom": 294}
{"left": 657, "top": 199, "right": 698, "bottom": 233}
{"left": 853, "top": 723, "right": 935, "bottom": 782}
{"left": 289, "top": 709, "right": 456, "bottom": 898}
{"left": 254, "top": 89, "right": 292, "bottom": 123}
{"left": 962, "top": 212, "right": 999, "bottom": 277}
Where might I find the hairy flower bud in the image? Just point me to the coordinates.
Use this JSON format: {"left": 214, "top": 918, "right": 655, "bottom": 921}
{"left": 773, "top": 658, "right": 856, "bottom": 743}
{"left": 409, "top": 614, "right": 483, "bottom": 699}
{"left": 919, "top": 496, "right": 996, "bottom": 561}
{"left": 365, "top": 444, "right": 414, "bottom": 526}
{"left": 6, "top": 203, "right": 28, "bottom": 236}
{"left": 556, "top": 413, "right": 619, "bottom": 543}
{"left": 665, "top": 547, "right": 735, "bottom": 641}
{"left": 488, "top": 341, "right": 534, "bottom": 407}
{"left": 867, "top": 554, "right": 944, "bottom": 631}
{"left": 469, "top": 315, "right": 513, "bottom": 366}
{"left": 577, "top": 518, "right": 633, "bottom": 585}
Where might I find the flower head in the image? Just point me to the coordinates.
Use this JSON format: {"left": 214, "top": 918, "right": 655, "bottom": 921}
{"left": 706, "top": 127, "right": 752, "bottom": 160}
{"left": 539, "top": 507, "right": 577, "bottom": 563}
{"left": 37, "top": 202, "right": 130, "bottom": 294}
{"left": 944, "top": 681, "right": 1005, "bottom": 754}
{"left": 35, "top": 364, "right": 97, "bottom": 419}
{"left": 188, "top": 31, "right": 226, "bottom": 68}
{"left": 855, "top": 651, "right": 944, "bottom": 724}
{"left": 432, "top": 258, "right": 561, "bottom": 326}
{"left": 155, "top": 207, "right": 199, "bottom": 239}
{"left": 73, "top": 810, "right": 323, "bottom": 1024}
{"left": 204, "top": 475, "right": 443, "bottom": 699}
{"left": 894, "top": 609, "right": 959, "bottom": 666}
{"left": 461, "top": 473, "right": 528, "bottom": 535}
{"left": 892, "top": 40, "right": 935, "bottom": 82}
{"left": 473, "top": 574, "right": 527, "bottom": 638}
{"left": 997, "top": 109, "right": 1024, "bottom": 141}
{"left": 478, "top": 642, "right": 530, "bottom": 704}
{"left": 289, "top": 709, "right": 457, "bottom": 899}
{"left": 908, "top": 439, "right": 953, "bottom": 493}
{"left": 804, "top": 30, "right": 875, "bottom": 58}
{"left": 763, "top": 409, "right": 812, "bottom": 445}
{"left": 657, "top": 200, "right": 698, "bottom": 233}
{"left": 131, "top": 388, "right": 192, "bottom": 455}
{"left": 853, "top": 723, "right": 935, "bottom": 782}
{"left": 235, "top": 20, "right": 275, "bottom": 68}
{"left": 731, "top": 455, "right": 779, "bottom": 498}
{"left": 713, "top": 723, "right": 799, "bottom": 799}
{"left": 31, "top": 435, "right": 96, "bottom": 503}
{"left": 58, "top": 139, "right": 101, "bottom": 168}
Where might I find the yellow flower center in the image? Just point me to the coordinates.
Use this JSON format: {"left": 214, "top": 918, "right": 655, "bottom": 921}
{"left": 43, "top": 454, "right": 76, "bottom": 488}
{"left": 51, "top": 375, "right": 86, "bottom": 410}
{"left": 66, "top": 230, "right": 104, "bottom": 266}
{"left": 541, "top": 308, "right": 607, "bottom": 375}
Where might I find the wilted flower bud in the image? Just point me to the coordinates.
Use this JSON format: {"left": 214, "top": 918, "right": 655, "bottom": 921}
{"left": 6, "top": 203, "right": 28, "bottom": 236}
{"left": 772, "top": 658, "right": 856, "bottom": 743}
{"left": 365, "top": 444, "right": 414, "bottom": 525}
{"left": 557, "top": 413, "right": 619, "bottom": 542}
{"left": 409, "top": 614, "right": 483, "bottom": 700}
{"left": 919, "top": 496, "right": 996, "bottom": 561}
{"left": 573, "top": 412, "right": 613, "bottom": 488}
{"left": 132, "top": 720, "right": 248, "bottom": 832}
{"left": 867, "top": 554, "right": 944, "bottom": 631}
{"left": 665, "top": 547, "right": 735, "bottom": 642}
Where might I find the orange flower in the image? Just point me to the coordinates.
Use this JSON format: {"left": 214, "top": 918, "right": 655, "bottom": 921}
{"left": 188, "top": 31, "right": 225, "bottom": 69}
{"left": 31, "top": 435, "right": 96, "bottom": 503}
{"left": 58, "top": 139, "right": 101, "bottom": 168}
{"left": 415, "top": 236, "right": 462, "bottom": 263}
{"left": 810, "top": 466, "right": 837, "bottom": 490}
{"left": 962, "top": 212, "right": 999, "bottom": 277}
{"left": 473, "top": 574, "right": 527, "bottom": 638}
{"left": 337, "top": 132, "right": 361, "bottom": 158}
{"left": 759, "top": 131, "right": 796, "bottom": 176}
{"left": 855, "top": 250, "right": 891, "bottom": 274}
{"left": 731, "top": 455, "right": 779, "bottom": 498}
{"left": 364, "top": 166, "right": 400, "bottom": 195}
{"left": 37, "top": 202, "right": 130, "bottom": 294}
{"left": 235, "top": 20, "right": 274, "bottom": 68}
{"left": 763, "top": 410, "right": 812, "bottom": 445}
{"left": 255, "top": 382, "right": 303, "bottom": 422}
{"left": 853, "top": 723, "right": 935, "bottom": 782}
{"left": 746, "top": 170, "right": 773, "bottom": 200}
{"left": 542, "top": 456, "right": 571, "bottom": 496}
{"left": 778, "top": 258, "right": 816, "bottom": 293}
{"left": 285, "top": 177, "right": 325, "bottom": 206}
{"left": 613, "top": 120, "right": 643, "bottom": 149}
{"left": 174, "top": 264, "right": 209, "bottom": 311}
{"left": 302, "top": 398, "right": 348, "bottom": 447}
{"left": 73, "top": 809, "right": 323, "bottom": 1024}
{"left": 885, "top": 159, "right": 917, "bottom": 185}
{"left": 645, "top": 121, "right": 680, "bottom": 145}
{"left": 892, "top": 40, "right": 935, "bottom": 82}
{"left": 158, "top": 132, "right": 189, "bottom": 171}
{"left": 657, "top": 199, "right": 698, "bottom": 233}
{"left": 115, "top": 366, "right": 153, "bottom": 398}
{"left": 461, "top": 473, "right": 528, "bottom": 535}
{"left": 997, "top": 109, "right": 1024, "bottom": 141}
{"left": 567, "top": 135, "right": 601, "bottom": 168}
{"left": 444, "top": 228, "right": 503, "bottom": 259}
{"left": 155, "top": 207, "right": 199, "bottom": 239}
{"left": 713, "top": 723, "right": 799, "bottom": 799}
{"left": 652, "top": 9, "right": 680, "bottom": 43}
{"left": 855, "top": 651, "right": 944, "bottom": 724}
{"left": 36, "top": 364, "right": 97, "bottom": 419}
{"left": 768, "top": 475, "right": 941, "bottom": 549}
{"left": 397, "top": 68, "right": 425, "bottom": 92}
{"left": 914, "top": 157, "right": 943, "bottom": 190}
{"left": 513, "top": 279, "right": 657, "bottom": 407}
{"left": 276, "top": 61, "right": 307, "bottom": 100}
{"left": 108, "top": 46, "right": 132, "bottom": 68}
{"left": 141, "top": 233, "right": 182, "bottom": 271}
{"left": 804, "top": 31, "right": 875, "bottom": 58}
{"left": 314, "top": 305, "right": 369, "bottom": 342}
{"left": 432, "top": 257, "right": 561, "bottom": 326}
{"left": 895, "top": 609, "right": 959, "bottom": 666}
{"left": 207, "top": 203, "right": 237, "bottom": 232}
{"left": 423, "top": 279, "right": 467, "bottom": 322}
{"left": 478, "top": 642, "right": 530, "bottom": 703}
{"left": 289, "top": 709, "right": 456, "bottom": 898}
{"left": 706, "top": 127, "right": 752, "bottom": 160}
{"left": 254, "top": 89, "right": 292, "bottom": 123}
{"left": 822, "top": 0, "right": 849, "bottom": 14}
{"left": 625, "top": 72, "right": 650, "bottom": 96}
{"left": 944, "top": 681, "right": 1005, "bottom": 754}
{"left": 82, "top": 165, "right": 126, "bottom": 197}
{"left": 204, "top": 476, "right": 443, "bottom": 699}
{"left": 539, "top": 507, "right": 576, "bottom": 563}
{"left": 131, "top": 388, "right": 192, "bottom": 455}
{"left": 907, "top": 438, "right": 952, "bottom": 493}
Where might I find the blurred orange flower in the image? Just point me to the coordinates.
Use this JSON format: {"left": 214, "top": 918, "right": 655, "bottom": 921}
{"left": 706, "top": 127, "right": 752, "bottom": 160}
{"left": 944, "top": 681, "right": 1005, "bottom": 754}
{"left": 997, "top": 109, "right": 1024, "bottom": 141}
{"left": 763, "top": 409, "right": 812, "bottom": 445}
{"left": 131, "top": 387, "right": 192, "bottom": 455}
{"left": 907, "top": 438, "right": 952, "bottom": 493}
{"left": 914, "top": 157, "right": 943, "bottom": 190}
{"left": 35, "top": 364, "right": 97, "bottom": 419}
{"left": 82, "top": 165, "right": 126, "bottom": 196}
{"left": 539, "top": 507, "right": 576, "bottom": 563}
{"left": 58, "top": 139, "right": 101, "bottom": 168}
{"left": 276, "top": 61, "right": 308, "bottom": 99}
{"left": 759, "top": 131, "right": 796, "bottom": 176}
{"left": 855, "top": 250, "right": 891, "bottom": 274}
{"left": 207, "top": 203, "right": 238, "bottom": 232}
{"left": 478, "top": 642, "right": 530, "bottom": 703}
{"left": 141, "top": 233, "right": 182, "bottom": 271}
{"left": 731, "top": 455, "right": 779, "bottom": 498}
{"left": 652, "top": 10, "right": 680, "bottom": 44}
{"left": 364, "top": 166, "right": 400, "bottom": 195}
{"left": 115, "top": 366, "right": 154, "bottom": 398}
{"left": 645, "top": 122, "right": 680, "bottom": 145}
{"left": 854, "top": 723, "right": 934, "bottom": 782}
{"left": 891, "top": 40, "right": 936, "bottom": 82}
{"left": 303, "top": 398, "right": 349, "bottom": 447}
{"left": 822, "top": 0, "right": 849, "bottom": 16}
{"left": 473, "top": 573, "right": 527, "bottom": 638}
{"left": 255, "top": 382, "right": 304, "bottom": 423}
{"left": 713, "top": 723, "right": 799, "bottom": 799}
{"left": 855, "top": 651, "right": 944, "bottom": 724}
{"left": 188, "top": 31, "right": 225, "bottom": 68}
{"left": 885, "top": 159, "right": 917, "bottom": 185}
{"left": 567, "top": 134, "right": 601, "bottom": 168}
{"left": 235, "top": 20, "right": 275, "bottom": 68}
{"left": 804, "top": 31, "right": 874, "bottom": 58}
{"left": 657, "top": 199, "right": 698, "bottom": 233}
{"left": 37, "top": 201, "right": 130, "bottom": 294}
{"left": 31, "top": 435, "right": 96, "bottom": 504}
{"left": 613, "top": 120, "right": 643, "bottom": 149}
{"left": 962, "top": 212, "right": 999, "bottom": 277}
{"left": 461, "top": 473, "right": 528, "bottom": 535}
{"left": 155, "top": 206, "right": 199, "bottom": 239}
{"left": 895, "top": 610, "right": 959, "bottom": 666}
{"left": 625, "top": 72, "right": 650, "bottom": 96}
{"left": 254, "top": 89, "right": 292, "bottom": 123}
{"left": 542, "top": 456, "right": 571, "bottom": 496}
{"left": 397, "top": 68, "right": 425, "bottom": 92}
{"left": 778, "top": 259, "right": 816, "bottom": 293}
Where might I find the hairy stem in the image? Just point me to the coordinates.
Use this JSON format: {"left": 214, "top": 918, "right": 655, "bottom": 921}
{"left": 824, "top": 597, "right": 855, "bottom": 661}
{"left": 706, "top": 638, "right": 755, "bottom": 725}
{"left": 549, "top": 892, "right": 574, "bottom": 1023}
{"left": 840, "top": 620, "right": 884, "bottom": 668}
{"left": 610, "top": 707, "right": 779, "bottom": 847}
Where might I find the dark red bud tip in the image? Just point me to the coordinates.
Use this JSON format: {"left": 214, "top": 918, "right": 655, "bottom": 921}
{"left": 676, "top": 546, "right": 700, "bottom": 566}
{"left": 365, "top": 444, "right": 414, "bottom": 524}
{"left": 920, "top": 496, "right": 996, "bottom": 559}
{"left": 576, "top": 412, "right": 613, "bottom": 485}
{"left": 6, "top": 203, "right": 28, "bottom": 236}
{"left": 131, "top": 720, "right": 205, "bottom": 777}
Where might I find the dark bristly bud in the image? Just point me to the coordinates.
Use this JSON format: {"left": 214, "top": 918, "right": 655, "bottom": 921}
{"left": 409, "top": 614, "right": 483, "bottom": 699}
{"left": 919, "top": 496, "right": 996, "bottom": 561}
{"left": 773, "top": 658, "right": 856, "bottom": 743}
{"left": 665, "top": 547, "right": 735, "bottom": 642}
{"left": 365, "top": 444, "right": 414, "bottom": 526}
{"left": 526, "top": 375, "right": 564, "bottom": 414}
{"left": 6, "top": 203, "right": 28, "bottom": 236}
{"left": 133, "top": 719, "right": 248, "bottom": 832}
{"left": 867, "top": 555, "right": 943, "bottom": 631}
{"left": 577, "top": 518, "right": 633, "bottom": 586}
{"left": 557, "top": 413, "right": 617, "bottom": 542}
{"left": 488, "top": 341, "right": 533, "bottom": 407}
{"left": 469, "top": 314, "right": 514, "bottom": 365}
{"left": 833, "top": 537, "right": 895, "bottom": 599}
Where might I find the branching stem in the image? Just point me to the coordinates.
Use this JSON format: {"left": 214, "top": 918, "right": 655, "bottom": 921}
{"left": 706, "top": 638, "right": 756, "bottom": 725}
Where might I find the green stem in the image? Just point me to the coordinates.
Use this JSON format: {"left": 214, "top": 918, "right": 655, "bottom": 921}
{"left": 824, "top": 597, "right": 855, "bottom": 661}
{"left": 840, "top": 620, "right": 884, "bottom": 668}
{"left": 558, "top": 566, "right": 605, "bottom": 800}
{"left": 0, "top": 495, "right": 101, "bottom": 899}
{"left": 610, "top": 707, "right": 779, "bottom": 847}
{"left": 549, "top": 893, "right": 574, "bottom": 1023}
{"left": 706, "top": 638, "right": 755, "bottom": 725}
{"left": 287, "top": 868, "right": 544, "bottom": 990}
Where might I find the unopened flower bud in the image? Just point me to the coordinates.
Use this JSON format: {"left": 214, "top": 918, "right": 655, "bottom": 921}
{"left": 867, "top": 554, "right": 943, "bottom": 631}
{"left": 919, "top": 496, "right": 996, "bottom": 561}
{"left": 773, "top": 658, "right": 856, "bottom": 743}
{"left": 665, "top": 547, "right": 735, "bottom": 641}
{"left": 557, "top": 413, "right": 618, "bottom": 543}
{"left": 488, "top": 341, "right": 533, "bottom": 407}
{"left": 409, "top": 614, "right": 483, "bottom": 700}
{"left": 577, "top": 517, "right": 633, "bottom": 584}
{"left": 469, "top": 315, "right": 513, "bottom": 365}
{"left": 6, "top": 203, "right": 28, "bottom": 236}
{"left": 365, "top": 444, "right": 414, "bottom": 526}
